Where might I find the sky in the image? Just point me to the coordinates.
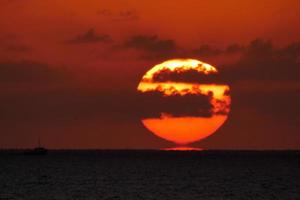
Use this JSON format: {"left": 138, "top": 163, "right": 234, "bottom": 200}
{"left": 0, "top": 0, "right": 300, "bottom": 149}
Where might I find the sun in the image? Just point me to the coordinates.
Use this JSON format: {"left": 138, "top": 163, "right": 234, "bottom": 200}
{"left": 137, "top": 59, "right": 231, "bottom": 145}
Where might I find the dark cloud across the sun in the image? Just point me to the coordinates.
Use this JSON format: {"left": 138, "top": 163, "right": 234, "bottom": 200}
{"left": 1, "top": 39, "right": 300, "bottom": 121}
{"left": 136, "top": 90, "right": 214, "bottom": 118}
{"left": 135, "top": 39, "right": 300, "bottom": 121}
{"left": 0, "top": 60, "right": 225, "bottom": 122}
{"left": 0, "top": 37, "right": 300, "bottom": 148}
{"left": 151, "top": 68, "right": 226, "bottom": 84}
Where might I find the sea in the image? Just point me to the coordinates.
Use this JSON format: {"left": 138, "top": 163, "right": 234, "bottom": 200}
{"left": 0, "top": 150, "right": 299, "bottom": 200}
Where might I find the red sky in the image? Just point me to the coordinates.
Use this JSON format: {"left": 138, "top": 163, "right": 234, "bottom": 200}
{"left": 0, "top": 0, "right": 300, "bottom": 149}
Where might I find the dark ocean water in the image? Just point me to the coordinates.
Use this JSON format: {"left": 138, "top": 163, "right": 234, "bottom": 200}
{"left": 0, "top": 150, "right": 299, "bottom": 200}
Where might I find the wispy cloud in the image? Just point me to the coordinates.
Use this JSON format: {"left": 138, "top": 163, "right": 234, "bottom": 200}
{"left": 97, "top": 9, "right": 139, "bottom": 21}
{"left": 66, "top": 29, "right": 111, "bottom": 44}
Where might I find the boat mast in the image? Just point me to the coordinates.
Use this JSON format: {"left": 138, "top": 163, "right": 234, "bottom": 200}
{"left": 38, "top": 137, "right": 41, "bottom": 148}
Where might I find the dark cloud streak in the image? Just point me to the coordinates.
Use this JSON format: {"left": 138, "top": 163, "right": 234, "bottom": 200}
{"left": 97, "top": 9, "right": 139, "bottom": 21}
{"left": 220, "top": 39, "right": 300, "bottom": 82}
{"left": 66, "top": 29, "right": 111, "bottom": 44}
{"left": 123, "top": 35, "right": 178, "bottom": 59}
{"left": 0, "top": 60, "right": 68, "bottom": 84}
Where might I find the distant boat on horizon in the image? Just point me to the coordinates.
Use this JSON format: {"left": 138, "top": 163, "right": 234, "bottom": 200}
{"left": 24, "top": 138, "right": 48, "bottom": 155}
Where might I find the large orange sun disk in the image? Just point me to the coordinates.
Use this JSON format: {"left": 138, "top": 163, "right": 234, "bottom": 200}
{"left": 137, "top": 59, "right": 231, "bottom": 145}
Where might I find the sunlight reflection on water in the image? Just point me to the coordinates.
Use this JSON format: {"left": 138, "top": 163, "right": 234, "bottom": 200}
{"left": 162, "top": 146, "right": 203, "bottom": 151}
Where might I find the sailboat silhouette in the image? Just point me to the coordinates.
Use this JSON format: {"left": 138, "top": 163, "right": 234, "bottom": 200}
{"left": 25, "top": 137, "right": 48, "bottom": 155}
